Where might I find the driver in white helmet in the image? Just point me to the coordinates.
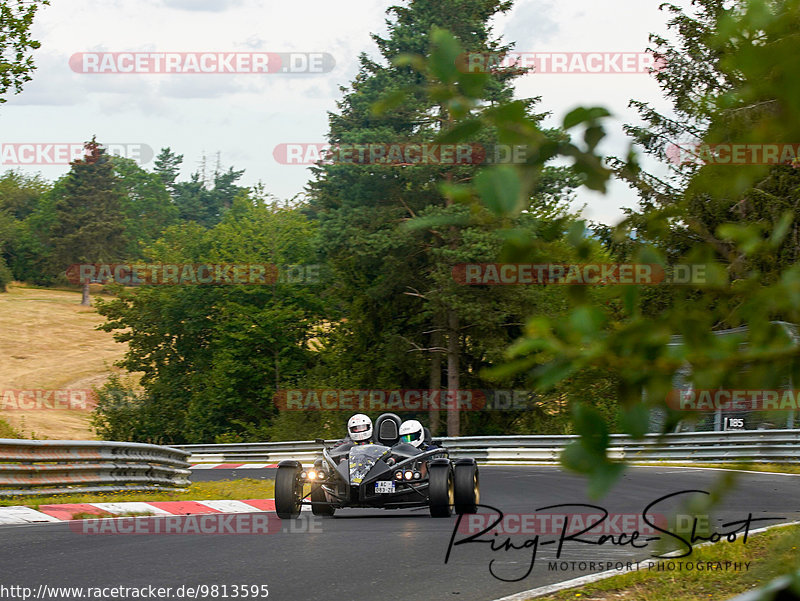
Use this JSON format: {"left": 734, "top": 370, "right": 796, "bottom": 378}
{"left": 324, "top": 414, "right": 375, "bottom": 466}
{"left": 328, "top": 414, "right": 374, "bottom": 461}
{"left": 346, "top": 413, "right": 374, "bottom": 445}
{"left": 399, "top": 419, "right": 435, "bottom": 450}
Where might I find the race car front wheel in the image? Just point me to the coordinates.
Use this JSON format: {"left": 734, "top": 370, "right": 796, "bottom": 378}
{"left": 429, "top": 463, "right": 454, "bottom": 518}
{"left": 454, "top": 461, "right": 479, "bottom": 514}
{"left": 310, "top": 484, "right": 335, "bottom": 516}
{"left": 275, "top": 464, "right": 303, "bottom": 519}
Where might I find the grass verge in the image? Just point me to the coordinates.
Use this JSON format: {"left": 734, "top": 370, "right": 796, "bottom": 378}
{"left": 532, "top": 523, "right": 800, "bottom": 600}
{"left": 0, "top": 418, "right": 23, "bottom": 438}
{"left": 0, "top": 478, "right": 275, "bottom": 508}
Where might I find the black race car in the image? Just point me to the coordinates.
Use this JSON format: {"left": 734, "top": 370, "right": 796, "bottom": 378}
{"left": 274, "top": 413, "right": 479, "bottom": 518}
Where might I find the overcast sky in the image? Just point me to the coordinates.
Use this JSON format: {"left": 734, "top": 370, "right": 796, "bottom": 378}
{"left": 2, "top": 0, "right": 683, "bottom": 225}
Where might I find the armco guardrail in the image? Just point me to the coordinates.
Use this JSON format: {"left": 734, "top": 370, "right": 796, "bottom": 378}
{"left": 176, "top": 440, "right": 332, "bottom": 465}
{"left": 0, "top": 439, "right": 191, "bottom": 497}
{"left": 176, "top": 429, "right": 800, "bottom": 465}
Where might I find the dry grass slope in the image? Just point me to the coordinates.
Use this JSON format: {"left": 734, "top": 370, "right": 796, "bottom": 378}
{"left": 0, "top": 284, "right": 131, "bottom": 440}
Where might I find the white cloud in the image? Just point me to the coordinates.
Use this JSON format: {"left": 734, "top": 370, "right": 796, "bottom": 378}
{"left": 498, "top": 0, "right": 560, "bottom": 48}
{"left": 161, "top": 0, "right": 245, "bottom": 11}
{"left": 1, "top": 0, "right": 683, "bottom": 226}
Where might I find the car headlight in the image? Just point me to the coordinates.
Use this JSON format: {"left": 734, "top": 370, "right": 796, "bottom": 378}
{"left": 394, "top": 471, "right": 403, "bottom": 480}
{"left": 413, "top": 471, "right": 421, "bottom": 480}
{"left": 307, "top": 470, "right": 317, "bottom": 480}
{"left": 404, "top": 470, "right": 414, "bottom": 480}
{"left": 317, "top": 470, "right": 327, "bottom": 480}
{"left": 300, "top": 471, "right": 308, "bottom": 480}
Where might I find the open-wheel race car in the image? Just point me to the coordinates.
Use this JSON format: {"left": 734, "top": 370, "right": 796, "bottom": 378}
{"left": 274, "top": 413, "right": 480, "bottom": 518}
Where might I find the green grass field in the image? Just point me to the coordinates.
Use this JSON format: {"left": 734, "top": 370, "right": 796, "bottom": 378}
{"left": 0, "top": 479, "right": 276, "bottom": 509}
{"left": 533, "top": 524, "right": 800, "bottom": 601}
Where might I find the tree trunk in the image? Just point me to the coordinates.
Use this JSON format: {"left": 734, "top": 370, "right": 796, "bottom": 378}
{"left": 447, "top": 308, "right": 460, "bottom": 437}
{"left": 429, "top": 325, "right": 442, "bottom": 436}
{"left": 81, "top": 280, "right": 90, "bottom": 306}
{"left": 275, "top": 348, "right": 280, "bottom": 393}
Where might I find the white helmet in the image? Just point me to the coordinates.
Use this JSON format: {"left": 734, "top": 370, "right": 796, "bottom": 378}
{"left": 347, "top": 413, "right": 373, "bottom": 442}
{"left": 399, "top": 419, "right": 424, "bottom": 448}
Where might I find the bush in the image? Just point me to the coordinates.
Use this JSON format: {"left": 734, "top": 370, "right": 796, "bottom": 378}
{"left": 89, "top": 374, "right": 183, "bottom": 444}
{"left": 0, "top": 256, "right": 12, "bottom": 292}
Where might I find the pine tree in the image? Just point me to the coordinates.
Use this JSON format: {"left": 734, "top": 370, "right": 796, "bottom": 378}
{"left": 51, "top": 138, "right": 127, "bottom": 305}
{"left": 173, "top": 165, "right": 246, "bottom": 227}
{"left": 308, "top": 0, "right": 578, "bottom": 435}
{"left": 153, "top": 147, "right": 184, "bottom": 195}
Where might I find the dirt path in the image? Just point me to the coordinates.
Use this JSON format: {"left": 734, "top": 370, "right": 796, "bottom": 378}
{"left": 0, "top": 285, "right": 132, "bottom": 439}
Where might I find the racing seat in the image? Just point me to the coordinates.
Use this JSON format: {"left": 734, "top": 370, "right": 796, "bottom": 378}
{"left": 374, "top": 413, "right": 402, "bottom": 446}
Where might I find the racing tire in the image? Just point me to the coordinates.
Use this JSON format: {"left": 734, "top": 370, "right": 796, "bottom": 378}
{"left": 453, "top": 462, "right": 480, "bottom": 515}
{"left": 275, "top": 464, "right": 303, "bottom": 519}
{"left": 429, "top": 463, "right": 454, "bottom": 518}
{"left": 310, "top": 484, "right": 335, "bottom": 517}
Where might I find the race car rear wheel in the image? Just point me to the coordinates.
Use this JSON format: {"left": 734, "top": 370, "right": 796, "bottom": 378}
{"left": 275, "top": 464, "right": 303, "bottom": 519}
{"left": 429, "top": 463, "right": 453, "bottom": 518}
{"left": 454, "top": 461, "right": 479, "bottom": 514}
{"left": 310, "top": 484, "right": 335, "bottom": 516}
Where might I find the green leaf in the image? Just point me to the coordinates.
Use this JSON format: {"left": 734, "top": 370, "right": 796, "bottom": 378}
{"left": 717, "top": 223, "right": 763, "bottom": 255}
{"left": 458, "top": 71, "right": 489, "bottom": 98}
{"left": 486, "top": 101, "right": 528, "bottom": 127}
{"left": 438, "top": 181, "right": 473, "bottom": 204}
{"left": 569, "top": 306, "right": 607, "bottom": 337}
{"left": 769, "top": 210, "right": 794, "bottom": 248}
{"left": 437, "top": 119, "right": 482, "bottom": 144}
{"left": 392, "top": 53, "right": 425, "bottom": 71}
{"left": 587, "top": 462, "right": 625, "bottom": 499}
{"left": 481, "top": 355, "right": 540, "bottom": 382}
{"left": 583, "top": 125, "right": 604, "bottom": 151}
{"left": 429, "top": 27, "right": 462, "bottom": 84}
{"left": 372, "top": 88, "right": 411, "bottom": 116}
{"left": 573, "top": 403, "right": 609, "bottom": 453}
{"left": 561, "top": 441, "right": 599, "bottom": 473}
{"left": 566, "top": 220, "right": 586, "bottom": 246}
{"left": 563, "top": 106, "right": 611, "bottom": 130}
{"left": 636, "top": 245, "right": 665, "bottom": 266}
{"left": 563, "top": 436, "right": 627, "bottom": 498}
{"left": 622, "top": 285, "right": 638, "bottom": 315}
{"left": 532, "top": 360, "right": 578, "bottom": 391}
{"left": 618, "top": 404, "right": 650, "bottom": 439}
{"left": 474, "top": 165, "right": 521, "bottom": 217}
{"left": 400, "top": 211, "right": 470, "bottom": 231}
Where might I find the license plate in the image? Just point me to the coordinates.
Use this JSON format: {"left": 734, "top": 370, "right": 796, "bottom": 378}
{"left": 375, "top": 481, "right": 395, "bottom": 494}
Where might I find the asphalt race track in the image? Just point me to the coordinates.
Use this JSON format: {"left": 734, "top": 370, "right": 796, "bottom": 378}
{"left": 2, "top": 466, "right": 798, "bottom": 601}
